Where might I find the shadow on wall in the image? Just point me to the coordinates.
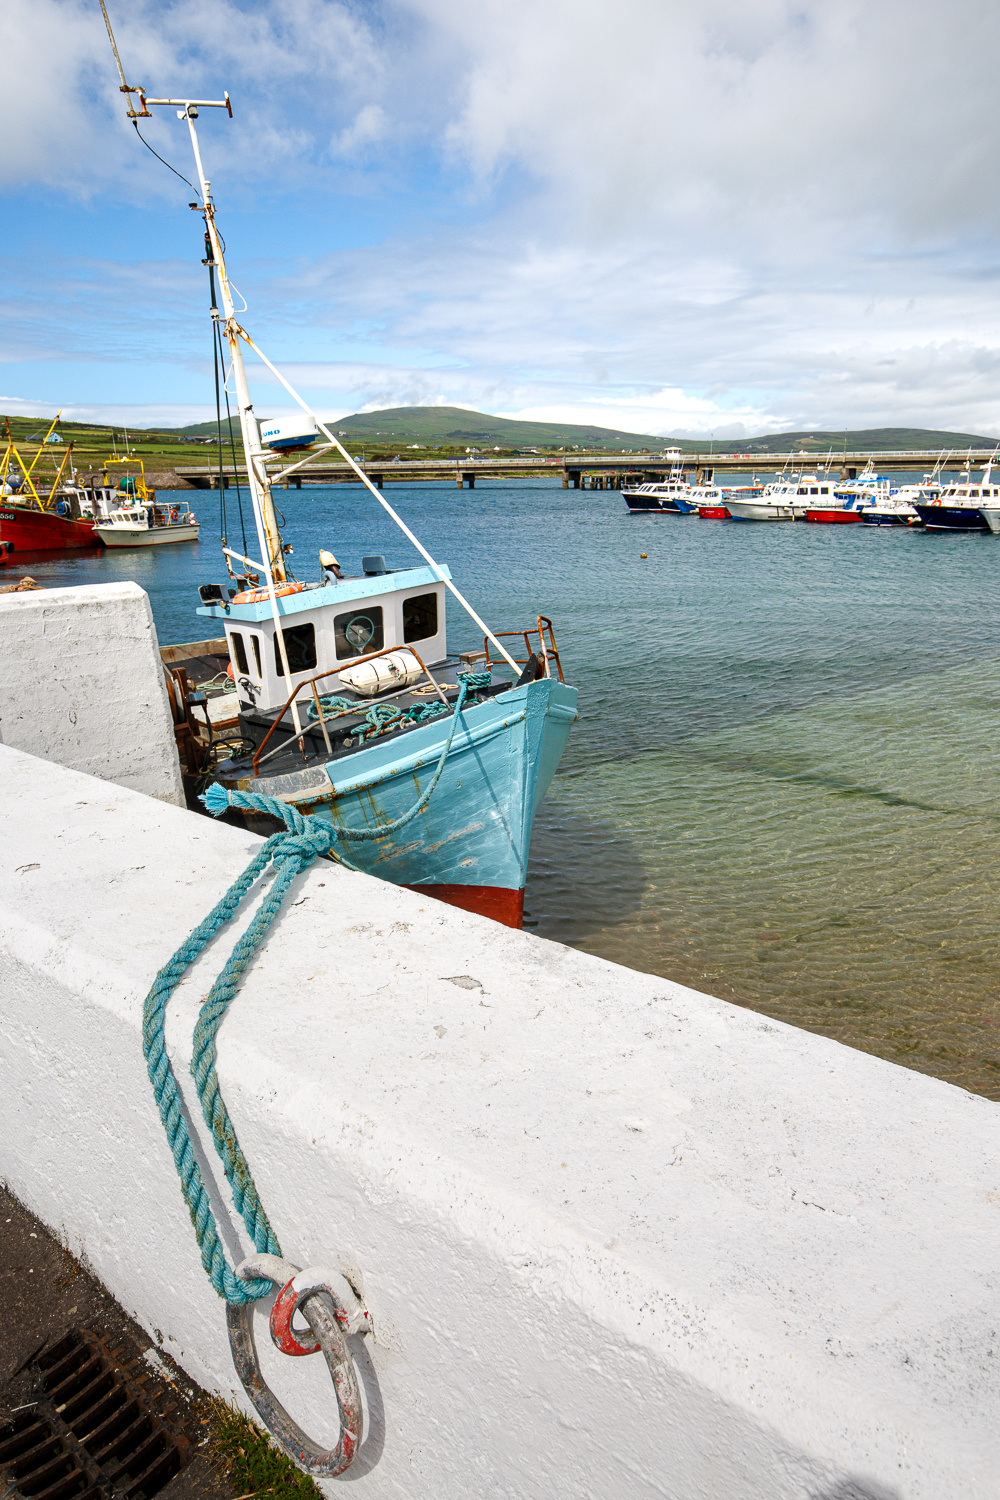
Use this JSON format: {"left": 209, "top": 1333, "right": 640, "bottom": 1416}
{"left": 523, "top": 805, "right": 646, "bottom": 942}
{"left": 812, "top": 1479, "right": 901, "bottom": 1500}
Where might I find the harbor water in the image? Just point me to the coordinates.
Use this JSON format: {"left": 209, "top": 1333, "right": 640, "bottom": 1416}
{"left": 19, "top": 478, "right": 1000, "bottom": 1099}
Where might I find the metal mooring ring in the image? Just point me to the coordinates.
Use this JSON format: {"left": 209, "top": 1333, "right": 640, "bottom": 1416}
{"left": 227, "top": 1252, "right": 365, "bottom": 1476}
{"left": 270, "top": 1265, "right": 371, "bottom": 1357}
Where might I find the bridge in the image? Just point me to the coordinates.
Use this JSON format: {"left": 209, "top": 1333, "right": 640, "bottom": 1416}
{"left": 169, "top": 449, "right": 998, "bottom": 490}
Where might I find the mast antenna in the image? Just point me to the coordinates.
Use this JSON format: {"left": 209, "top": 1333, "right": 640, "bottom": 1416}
{"left": 98, "top": 0, "right": 151, "bottom": 117}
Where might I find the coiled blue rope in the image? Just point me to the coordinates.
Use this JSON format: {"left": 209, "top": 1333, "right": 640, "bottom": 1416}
{"left": 142, "top": 671, "right": 489, "bottom": 1302}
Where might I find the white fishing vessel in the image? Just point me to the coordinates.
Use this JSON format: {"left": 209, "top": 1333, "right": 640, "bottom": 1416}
{"left": 95, "top": 500, "right": 199, "bottom": 547}
{"left": 726, "top": 474, "right": 822, "bottom": 521}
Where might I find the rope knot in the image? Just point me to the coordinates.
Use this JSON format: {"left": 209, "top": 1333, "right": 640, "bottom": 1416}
{"left": 271, "top": 828, "right": 335, "bottom": 866}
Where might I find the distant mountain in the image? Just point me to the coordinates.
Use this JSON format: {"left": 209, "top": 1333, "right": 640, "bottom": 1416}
{"left": 736, "top": 427, "right": 998, "bottom": 454}
{"left": 162, "top": 410, "right": 1000, "bottom": 454}
{"left": 165, "top": 405, "right": 671, "bottom": 450}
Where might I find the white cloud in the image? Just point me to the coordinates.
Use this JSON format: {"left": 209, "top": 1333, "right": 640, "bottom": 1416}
{"left": 330, "top": 105, "right": 388, "bottom": 158}
{"left": 7, "top": 0, "right": 1000, "bottom": 438}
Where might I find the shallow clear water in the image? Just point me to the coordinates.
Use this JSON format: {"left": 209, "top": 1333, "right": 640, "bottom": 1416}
{"left": 18, "top": 479, "right": 1000, "bottom": 1097}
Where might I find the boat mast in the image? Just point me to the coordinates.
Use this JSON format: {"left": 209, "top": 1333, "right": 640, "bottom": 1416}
{"left": 171, "top": 102, "right": 287, "bottom": 585}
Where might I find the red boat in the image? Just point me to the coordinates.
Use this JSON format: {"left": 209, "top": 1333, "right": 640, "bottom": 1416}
{"left": 698, "top": 504, "right": 731, "bottom": 519}
{"left": 0, "top": 501, "right": 97, "bottom": 550}
{"left": 805, "top": 507, "right": 863, "bottom": 524}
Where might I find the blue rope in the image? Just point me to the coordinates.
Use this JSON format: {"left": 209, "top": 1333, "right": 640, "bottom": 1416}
{"left": 306, "top": 693, "right": 354, "bottom": 721}
{"left": 142, "top": 673, "right": 489, "bottom": 1303}
{"left": 142, "top": 797, "right": 335, "bottom": 1303}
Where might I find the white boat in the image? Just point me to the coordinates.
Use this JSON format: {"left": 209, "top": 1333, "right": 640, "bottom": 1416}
{"left": 727, "top": 474, "right": 823, "bottom": 521}
{"left": 94, "top": 500, "right": 200, "bottom": 547}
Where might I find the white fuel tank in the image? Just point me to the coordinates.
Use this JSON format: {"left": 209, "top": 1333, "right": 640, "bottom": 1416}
{"left": 338, "top": 650, "right": 423, "bottom": 697}
{"left": 258, "top": 415, "right": 319, "bottom": 451}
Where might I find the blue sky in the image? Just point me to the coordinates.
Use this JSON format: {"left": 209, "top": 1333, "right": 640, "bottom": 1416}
{"left": 4, "top": 0, "right": 1000, "bottom": 438}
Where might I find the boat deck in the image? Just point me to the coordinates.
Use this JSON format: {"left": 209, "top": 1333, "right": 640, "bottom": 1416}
{"left": 224, "top": 656, "right": 517, "bottom": 781}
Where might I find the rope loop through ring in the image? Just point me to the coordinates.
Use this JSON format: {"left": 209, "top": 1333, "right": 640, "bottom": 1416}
{"left": 227, "top": 1253, "right": 366, "bottom": 1476}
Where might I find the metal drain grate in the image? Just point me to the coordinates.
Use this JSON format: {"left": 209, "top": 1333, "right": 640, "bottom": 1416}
{"left": 0, "top": 1328, "right": 191, "bottom": 1499}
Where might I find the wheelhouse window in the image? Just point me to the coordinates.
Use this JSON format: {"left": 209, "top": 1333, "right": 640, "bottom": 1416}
{"left": 230, "top": 631, "right": 249, "bottom": 675}
{"left": 403, "top": 592, "right": 438, "bottom": 644}
{"left": 274, "top": 622, "right": 318, "bottom": 676}
{"left": 250, "top": 635, "right": 262, "bottom": 677}
{"left": 334, "top": 606, "right": 384, "bottom": 660}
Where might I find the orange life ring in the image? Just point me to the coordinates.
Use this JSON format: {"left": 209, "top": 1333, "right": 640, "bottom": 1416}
{"left": 170, "top": 507, "right": 179, "bottom": 522}
{"left": 226, "top": 661, "right": 234, "bottom": 679}
{"left": 231, "top": 581, "right": 305, "bottom": 605}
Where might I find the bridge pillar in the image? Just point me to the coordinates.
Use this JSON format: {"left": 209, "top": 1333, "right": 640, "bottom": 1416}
{"left": 372, "top": 473, "right": 384, "bottom": 490}
{"left": 562, "top": 473, "right": 569, "bottom": 488}
{"left": 571, "top": 472, "right": 581, "bottom": 489}
{"left": 464, "top": 472, "right": 476, "bottom": 489}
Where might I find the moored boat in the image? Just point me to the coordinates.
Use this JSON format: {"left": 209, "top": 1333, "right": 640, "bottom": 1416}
{"left": 727, "top": 476, "right": 811, "bottom": 521}
{"left": 623, "top": 453, "right": 697, "bottom": 513}
{"left": 128, "top": 85, "right": 577, "bottom": 929}
{"left": 913, "top": 461, "right": 1000, "bottom": 532}
{"left": 0, "top": 418, "right": 106, "bottom": 551}
{"left": 860, "top": 483, "right": 937, "bottom": 526}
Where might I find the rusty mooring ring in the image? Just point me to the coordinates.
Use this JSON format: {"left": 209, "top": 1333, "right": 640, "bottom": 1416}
{"left": 227, "top": 1252, "right": 364, "bottom": 1476}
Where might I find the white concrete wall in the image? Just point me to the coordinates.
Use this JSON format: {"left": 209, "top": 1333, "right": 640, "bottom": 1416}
{"left": 0, "top": 582, "right": 184, "bottom": 806}
{"left": 1, "top": 741, "right": 998, "bottom": 1499}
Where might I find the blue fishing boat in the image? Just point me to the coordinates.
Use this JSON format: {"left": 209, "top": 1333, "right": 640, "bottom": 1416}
{"left": 143, "top": 91, "right": 577, "bottom": 928}
{"left": 196, "top": 567, "right": 576, "bottom": 927}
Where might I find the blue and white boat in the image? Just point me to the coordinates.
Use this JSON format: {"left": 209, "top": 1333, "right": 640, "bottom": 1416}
{"left": 144, "top": 88, "right": 577, "bottom": 928}
{"left": 196, "top": 566, "right": 576, "bottom": 927}
{"left": 623, "top": 451, "right": 698, "bottom": 513}
{"left": 913, "top": 459, "right": 1000, "bottom": 532}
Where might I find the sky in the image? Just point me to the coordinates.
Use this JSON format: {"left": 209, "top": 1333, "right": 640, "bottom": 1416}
{"left": 4, "top": 0, "right": 1000, "bottom": 439}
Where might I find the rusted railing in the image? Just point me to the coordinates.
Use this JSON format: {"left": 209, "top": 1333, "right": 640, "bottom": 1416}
{"left": 483, "top": 615, "right": 564, "bottom": 682}
{"left": 251, "top": 645, "right": 449, "bottom": 774}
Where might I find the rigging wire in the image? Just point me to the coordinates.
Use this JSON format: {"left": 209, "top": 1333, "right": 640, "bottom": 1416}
{"left": 206, "top": 232, "right": 250, "bottom": 566}
{"left": 131, "top": 120, "right": 196, "bottom": 193}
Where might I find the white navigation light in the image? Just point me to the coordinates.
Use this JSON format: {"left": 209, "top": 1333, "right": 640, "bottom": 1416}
{"left": 258, "top": 415, "right": 319, "bottom": 452}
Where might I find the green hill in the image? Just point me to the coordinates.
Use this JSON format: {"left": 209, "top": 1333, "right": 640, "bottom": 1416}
{"left": 737, "top": 427, "right": 998, "bottom": 454}
{"left": 164, "top": 409, "right": 999, "bottom": 454}
{"left": 167, "top": 405, "right": 672, "bottom": 451}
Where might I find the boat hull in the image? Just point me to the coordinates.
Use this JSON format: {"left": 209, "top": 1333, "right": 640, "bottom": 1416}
{"left": 860, "top": 510, "right": 912, "bottom": 526}
{"left": 726, "top": 500, "right": 796, "bottom": 521}
{"left": 0, "top": 504, "right": 97, "bottom": 550}
{"left": 94, "top": 522, "right": 200, "bottom": 547}
{"left": 624, "top": 496, "right": 697, "bottom": 514}
{"left": 806, "top": 508, "right": 862, "bottom": 524}
{"left": 697, "top": 505, "right": 730, "bottom": 519}
{"left": 913, "top": 505, "right": 990, "bottom": 532}
{"left": 231, "top": 676, "right": 578, "bottom": 927}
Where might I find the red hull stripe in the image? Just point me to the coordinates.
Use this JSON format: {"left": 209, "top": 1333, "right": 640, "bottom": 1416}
{"left": 0, "top": 508, "right": 98, "bottom": 550}
{"left": 806, "top": 510, "right": 862, "bottom": 524}
{"left": 403, "top": 882, "right": 525, "bottom": 928}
